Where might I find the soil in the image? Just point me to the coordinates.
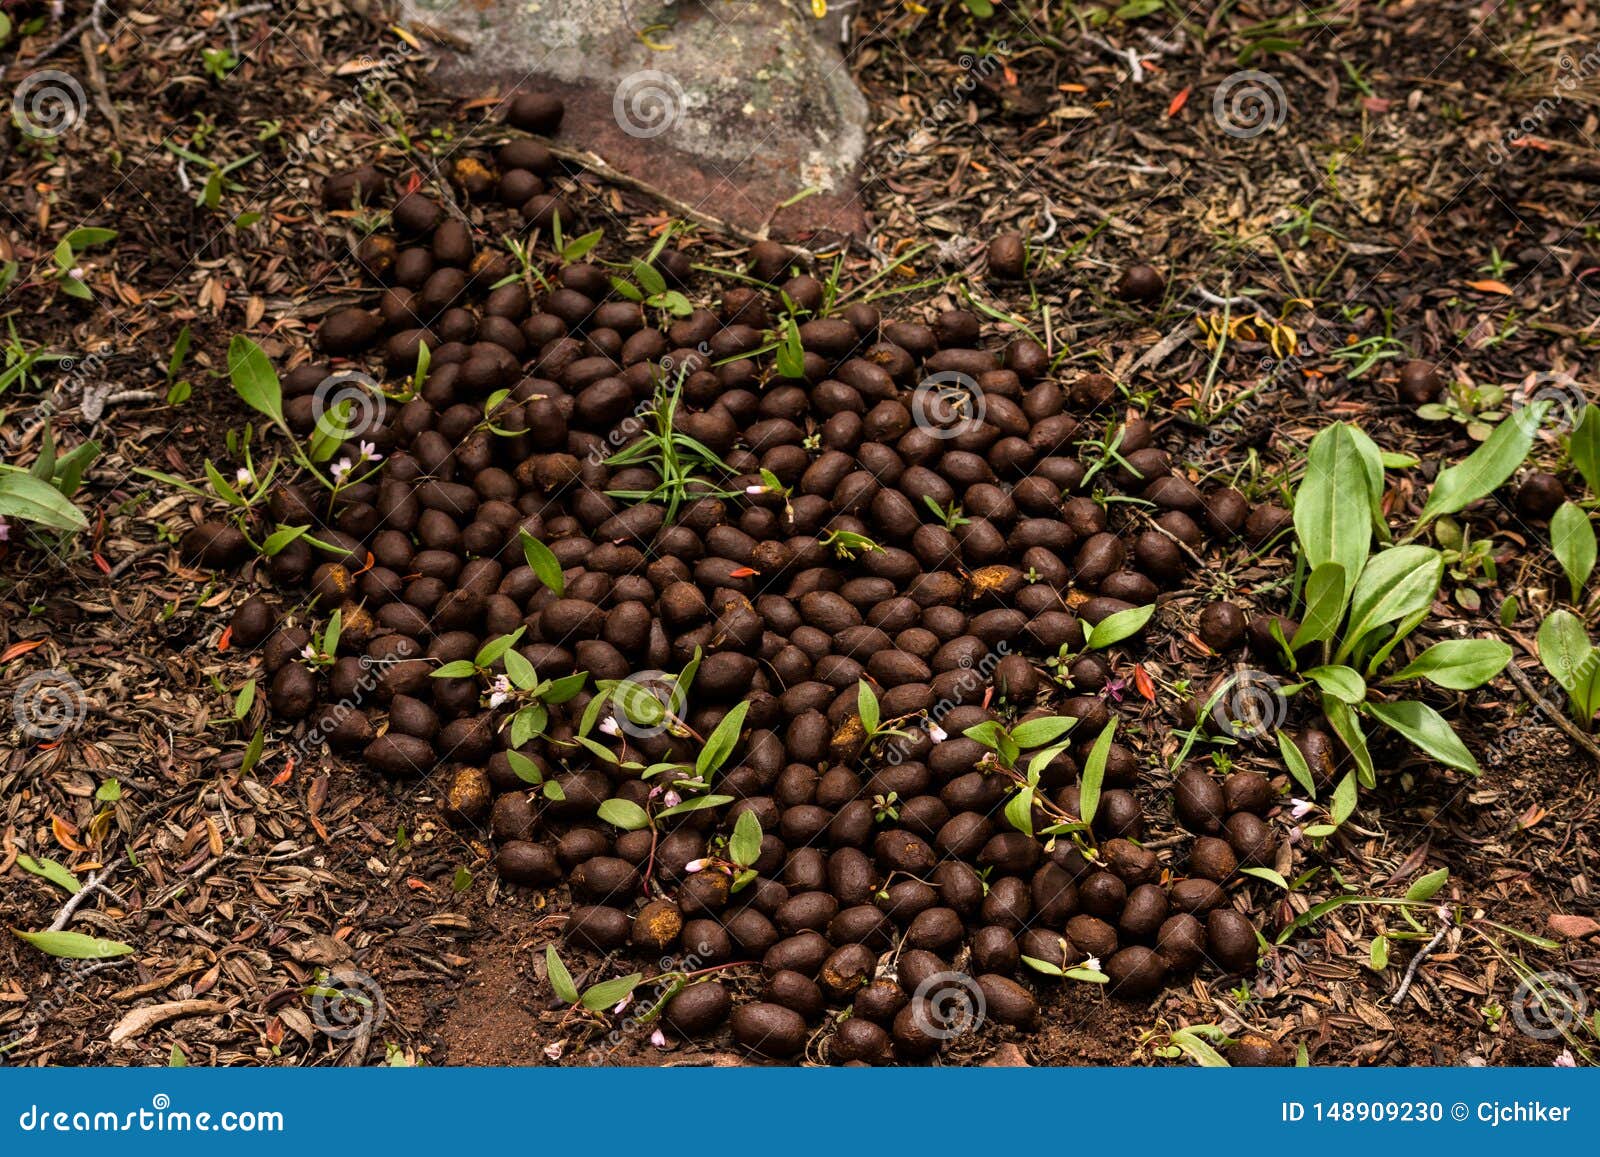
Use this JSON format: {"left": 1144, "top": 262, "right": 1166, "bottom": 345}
{"left": 2, "top": 1, "right": 1598, "bottom": 1068}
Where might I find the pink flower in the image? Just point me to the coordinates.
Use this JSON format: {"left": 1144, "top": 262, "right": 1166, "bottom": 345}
{"left": 650, "top": 1028, "right": 668, "bottom": 1049}
{"left": 611, "top": 995, "right": 631, "bottom": 1015}
{"left": 1554, "top": 1049, "right": 1577, "bottom": 1067}
{"left": 599, "top": 717, "right": 621, "bottom": 737}
{"left": 745, "top": 484, "right": 768, "bottom": 496}
{"left": 487, "top": 675, "right": 512, "bottom": 709}
{"left": 1084, "top": 956, "right": 1101, "bottom": 973}
{"left": 927, "top": 722, "right": 948, "bottom": 743}
{"left": 300, "top": 644, "right": 316, "bottom": 660}
{"left": 360, "top": 440, "right": 382, "bottom": 463}
{"left": 330, "top": 458, "right": 351, "bottom": 482}
{"left": 1289, "top": 798, "right": 1314, "bottom": 820}
{"left": 662, "top": 790, "right": 682, "bottom": 808}
{"left": 235, "top": 466, "right": 251, "bottom": 485}
{"left": 0, "top": 517, "right": 10, "bottom": 542}
{"left": 684, "top": 859, "right": 708, "bottom": 873}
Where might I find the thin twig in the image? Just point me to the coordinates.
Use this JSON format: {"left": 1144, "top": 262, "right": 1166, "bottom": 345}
{"left": 1502, "top": 659, "right": 1600, "bottom": 764}
{"left": 1391, "top": 916, "right": 1451, "bottom": 1006}
{"left": 46, "top": 866, "right": 116, "bottom": 932}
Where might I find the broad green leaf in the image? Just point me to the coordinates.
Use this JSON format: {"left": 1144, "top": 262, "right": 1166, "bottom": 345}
{"left": 505, "top": 750, "right": 545, "bottom": 785}
{"left": 0, "top": 470, "right": 89, "bottom": 531}
{"left": 1537, "top": 610, "right": 1592, "bottom": 697}
{"left": 1078, "top": 718, "right": 1117, "bottom": 827}
{"left": 16, "top": 854, "right": 79, "bottom": 894}
{"left": 1571, "top": 404, "right": 1600, "bottom": 494}
{"left": 729, "top": 809, "right": 763, "bottom": 867}
{"left": 520, "top": 531, "right": 565, "bottom": 597}
{"left": 503, "top": 648, "right": 536, "bottom": 690}
{"left": 1239, "top": 867, "right": 1289, "bottom": 889}
{"left": 1323, "top": 699, "right": 1375, "bottom": 788}
{"left": 1337, "top": 546, "right": 1442, "bottom": 662}
{"left": 542, "top": 671, "right": 588, "bottom": 704}
{"left": 546, "top": 946, "right": 581, "bottom": 1004}
{"left": 1303, "top": 665, "right": 1366, "bottom": 704}
{"left": 580, "top": 972, "right": 643, "bottom": 1011}
{"left": 1370, "top": 935, "right": 1390, "bottom": 971}
{"left": 1009, "top": 715, "right": 1077, "bottom": 749}
{"left": 262, "top": 524, "right": 310, "bottom": 556}
{"left": 1277, "top": 729, "right": 1316, "bottom": 799}
{"left": 1389, "top": 639, "right": 1511, "bottom": 690}
{"left": 12, "top": 929, "right": 134, "bottom": 959}
{"left": 1551, "top": 501, "right": 1596, "bottom": 602}
{"left": 696, "top": 701, "right": 750, "bottom": 779}
{"left": 1004, "top": 787, "right": 1035, "bottom": 837}
{"left": 1404, "top": 867, "right": 1450, "bottom": 902}
{"left": 1415, "top": 401, "right": 1547, "bottom": 528}
{"left": 431, "top": 660, "right": 478, "bottom": 679}
{"left": 475, "top": 629, "right": 526, "bottom": 668}
{"left": 1085, "top": 604, "right": 1155, "bottom": 650}
{"left": 227, "top": 335, "right": 284, "bottom": 426}
{"left": 1363, "top": 699, "right": 1480, "bottom": 774}
{"left": 1291, "top": 562, "right": 1347, "bottom": 649}
{"left": 1295, "top": 423, "right": 1374, "bottom": 610}
{"left": 1330, "top": 771, "right": 1358, "bottom": 827}
{"left": 1169, "top": 1028, "right": 1231, "bottom": 1068}
{"left": 597, "top": 798, "right": 650, "bottom": 831}
{"left": 856, "top": 680, "right": 879, "bottom": 735}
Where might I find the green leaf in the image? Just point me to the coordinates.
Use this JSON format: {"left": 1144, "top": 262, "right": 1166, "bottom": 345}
{"left": 64, "top": 227, "right": 117, "bottom": 250}
{"left": 505, "top": 751, "right": 545, "bottom": 785}
{"left": 1415, "top": 401, "right": 1546, "bottom": 529}
{"left": 1363, "top": 699, "right": 1480, "bottom": 774}
{"left": 227, "top": 335, "right": 284, "bottom": 426}
{"left": 1370, "top": 935, "right": 1390, "bottom": 971}
{"left": 1323, "top": 699, "right": 1374, "bottom": 788}
{"left": 0, "top": 470, "right": 89, "bottom": 531}
{"left": 542, "top": 671, "right": 588, "bottom": 704}
{"left": 1302, "top": 665, "right": 1366, "bottom": 704}
{"left": 17, "top": 854, "right": 80, "bottom": 894}
{"left": 1239, "top": 867, "right": 1289, "bottom": 889}
{"left": 1295, "top": 423, "right": 1376, "bottom": 612}
{"left": 1009, "top": 716, "right": 1078, "bottom": 748}
{"left": 546, "top": 946, "right": 580, "bottom": 1004}
{"left": 1169, "top": 1027, "right": 1231, "bottom": 1068}
{"left": 542, "top": 779, "right": 566, "bottom": 802}
{"left": 1277, "top": 729, "right": 1316, "bottom": 800}
{"left": 240, "top": 726, "right": 264, "bottom": 775}
{"left": 503, "top": 648, "right": 536, "bottom": 690}
{"left": 512, "top": 703, "right": 550, "bottom": 747}
{"left": 1078, "top": 718, "right": 1117, "bottom": 827}
{"left": 1389, "top": 638, "right": 1511, "bottom": 690}
{"left": 857, "top": 680, "right": 879, "bottom": 735}
{"left": 1404, "top": 867, "right": 1450, "bottom": 902}
{"left": 12, "top": 929, "right": 134, "bottom": 959}
{"left": 261, "top": 524, "right": 310, "bottom": 556}
{"left": 95, "top": 779, "right": 121, "bottom": 803}
{"left": 729, "top": 809, "right": 763, "bottom": 868}
{"left": 655, "top": 794, "right": 734, "bottom": 820}
{"left": 1330, "top": 771, "right": 1358, "bottom": 828}
{"left": 597, "top": 798, "right": 651, "bottom": 831}
{"left": 519, "top": 531, "right": 566, "bottom": 597}
{"left": 1570, "top": 404, "right": 1600, "bottom": 494}
{"left": 1004, "top": 787, "right": 1035, "bottom": 837}
{"left": 475, "top": 629, "right": 526, "bottom": 669}
{"left": 431, "top": 660, "right": 479, "bottom": 679}
{"left": 1085, "top": 604, "right": 1155, "bottom": 650}
{"left": 234, "top": 678, "right": 256, "bottom": 720}
{"left": 1291, "top": 563, "right": 1349, "bottom": 649}
{"left": 696, "top": 701, "right": 750, "bottom": 779}
{"left": 1537, "top": 610, "right": 1592, "bottom": 698}
{"left": 1551, "top": 501, "right": 1596, "bottom": 602}
{"left": 1337, "top": 546, "right": 1442, "bottom": 662}
{"left": 580, "top": 972, "right": 643, "bottom": 1011}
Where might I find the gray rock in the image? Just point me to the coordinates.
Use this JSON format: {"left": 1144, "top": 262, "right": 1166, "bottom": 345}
{"left": 401, "top": 0, "right": 868, "bottom": 239}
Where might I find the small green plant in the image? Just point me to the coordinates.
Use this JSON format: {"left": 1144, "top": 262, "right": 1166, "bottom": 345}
{"left": 1269, "top": 418, "right": 1531, "bottom": 806}
{"left": 604, "top": 366, "right": 740, "bottom": 522}
{"left": 818, "top": 528, "right": 882, "bottom": 560}
{"left": 201, "top": 46, "right": 239, "bottom": 81}
{"left": 430, "top": 628, "right": 589, "bottom": 748}
{"left": 0, "top": 425, "right": 99, "bottom": 537}
{"left": 1416, "top": 380, "right": 1507, "bottom": 441}
{"left": 50, "top": 227, "right": 117, "bottom": 300}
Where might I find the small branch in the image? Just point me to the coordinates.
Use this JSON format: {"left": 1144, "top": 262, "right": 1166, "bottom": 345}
{"left": 0, "top": 16, "right": 93, "bottom": 83}
{"left": 1502, "top": 659, "right": 1600, "bottom": 765}
{"left": 1391, "top": 915, "right": 1451, "bottom": 1006}
{"left": 47, "top": 866, "right": 117, "bottom": 932}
